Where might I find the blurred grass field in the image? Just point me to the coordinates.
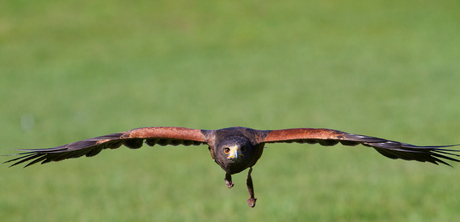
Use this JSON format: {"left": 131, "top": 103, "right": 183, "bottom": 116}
{"left": 1, "top": 0, "right": 460, "bottom": 221}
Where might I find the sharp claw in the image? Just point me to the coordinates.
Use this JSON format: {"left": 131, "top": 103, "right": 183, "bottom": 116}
{"left": 226, "top": 180, "right": 234, "bottom": 188}
{"left": 247, "top": 197, "right": 257, "bottom": 208}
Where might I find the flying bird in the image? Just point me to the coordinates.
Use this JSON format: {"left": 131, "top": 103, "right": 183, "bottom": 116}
{"left": 4, "top": 126, "right": 460, "bottom": 207}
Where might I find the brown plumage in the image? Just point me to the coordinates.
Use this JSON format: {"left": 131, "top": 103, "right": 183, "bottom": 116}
{"left": 4, "top": 126, "right": 460, "bottom": 207}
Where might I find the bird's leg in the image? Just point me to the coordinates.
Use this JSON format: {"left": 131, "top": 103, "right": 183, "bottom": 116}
{"left": 246, "top": 167, "right": 257, "bottom": 208}
{"left": 225, "top": 173, "right": 234, "bottom": 188}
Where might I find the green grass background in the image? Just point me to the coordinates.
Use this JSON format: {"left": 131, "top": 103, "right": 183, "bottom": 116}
{"left": 1, "top": 0, "right": 460, "bottom": 221}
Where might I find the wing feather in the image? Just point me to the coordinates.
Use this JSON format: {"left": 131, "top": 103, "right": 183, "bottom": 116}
{"left": 261, "top": 128, "right": 460, "bottom": 166}
{"left": 4, "top": 127, "right": 209, "bottom": 167}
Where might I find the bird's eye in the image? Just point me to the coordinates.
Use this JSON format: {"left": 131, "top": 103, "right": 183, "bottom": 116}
{"left": 224, "top": 148, "right": 230, "bottom": 154}
{"left": 241, "top": 146, "right": 246, "bottom": 152}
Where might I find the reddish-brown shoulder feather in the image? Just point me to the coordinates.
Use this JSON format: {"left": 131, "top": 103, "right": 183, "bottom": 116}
{"left": 4, "top": 127, "right": 209, "bottom": 167}
{"left": 260, "top": 128, "right": 460, "bottom": 166}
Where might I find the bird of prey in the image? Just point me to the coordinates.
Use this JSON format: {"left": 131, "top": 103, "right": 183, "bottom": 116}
{"left": 4, "top": 126, "right": 460, "bottom": 207}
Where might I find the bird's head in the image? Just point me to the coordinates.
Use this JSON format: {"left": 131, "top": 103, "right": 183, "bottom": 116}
{"left": 224, "top": 144, "right": 246, "bottom": 162}
{"left": 213, "top": 136, "right": 259, "bottom": 174}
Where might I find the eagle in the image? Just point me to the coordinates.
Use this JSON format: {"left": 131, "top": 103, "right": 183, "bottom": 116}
{"left": 4, "top": 126, "right": 460, "bottom": 207}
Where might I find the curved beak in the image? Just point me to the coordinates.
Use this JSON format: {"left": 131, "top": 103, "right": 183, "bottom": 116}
{"left": 227, "top": 145, "right": 244, "bottom": 159}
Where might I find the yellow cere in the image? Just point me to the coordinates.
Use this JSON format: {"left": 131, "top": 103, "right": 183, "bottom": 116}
{"left": 227, "top": 145, "right": 244, "bottom": 159}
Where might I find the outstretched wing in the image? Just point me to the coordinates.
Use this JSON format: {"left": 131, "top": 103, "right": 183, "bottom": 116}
{"left": 259, "top": 128, "right": 460, "bottom": 166}
{"left": 4, "top": 127, "right": 209, "bottom": 167}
